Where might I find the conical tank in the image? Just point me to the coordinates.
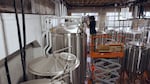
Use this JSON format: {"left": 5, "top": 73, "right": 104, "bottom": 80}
{"left": 51, "top": 25, "right": 87, "bottom": 84}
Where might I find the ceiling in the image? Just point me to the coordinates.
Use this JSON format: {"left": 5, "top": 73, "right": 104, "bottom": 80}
{"left": 65, "top": 0, "right": 122, "bottom": 7}
{"left": 64, "top": 0, "right": 150, "bottom": 8}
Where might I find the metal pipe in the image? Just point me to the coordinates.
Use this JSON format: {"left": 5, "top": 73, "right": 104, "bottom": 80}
{"left": 53, "top": 46, "right": 72, "bottom": 53}
{"left": 131, "top": 47, "right": 136, "bottom": 72}
{"left": 137, "top": 46, "right": 142, "bottom": 72}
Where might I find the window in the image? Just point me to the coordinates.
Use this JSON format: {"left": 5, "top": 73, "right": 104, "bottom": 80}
{"left": 71, "top": 12, "right": 99, "bottom": 28}
{"left": 71, "top": 12, "right": 98, "bottom": 20}
{"left": 85, "top": 13, "right": 99, "bottom": 21}
{"left": 71, "top": 13, "right": 84, "bottom": 16}
{"left": 145, "top": 12, "right": 150, "bottom": 18}
{"left": 105, "top": 12, "right": 132, "bottom": 30}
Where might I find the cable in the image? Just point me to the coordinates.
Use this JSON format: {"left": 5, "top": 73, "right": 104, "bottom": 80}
{"left": 20, "top": 0, "right": 27, "bottom": 81}
{"left": 4, "top": 58, "right": 11, "bottom": 84}
{"left": 1, "top": 14, "right": 12, "bottom": 84}
{"left": 13, "top": 0, "right": 27, "bottom": 81}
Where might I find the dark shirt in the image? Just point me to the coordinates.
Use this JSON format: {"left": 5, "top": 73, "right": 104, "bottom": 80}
{"left": 89, "top": 21, "right": 96, "bottom": 34}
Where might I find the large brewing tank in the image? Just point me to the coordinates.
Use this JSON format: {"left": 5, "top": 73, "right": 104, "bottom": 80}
{"left": 50, "top": 24, "right": 87, "bottom": 84}
{"left": 125, "top": 41, "right": 149, "bottom": 74}
{"left": 146, "top": 44, "right": 150, "bottom": 79}
{"left": 21, "top": 79, "right": 67, "bottom": 84}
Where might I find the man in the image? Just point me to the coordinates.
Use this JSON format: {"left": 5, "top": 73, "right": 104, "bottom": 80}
{"left": 88, "top": 16, "right": 97, "bottom": 51}
{"left": 89, "top": 16, "right": 96, "bottom": 35}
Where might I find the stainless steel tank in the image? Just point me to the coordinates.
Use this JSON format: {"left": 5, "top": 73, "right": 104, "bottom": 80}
{"left": 146, "top": 44, "right": 150, "bottom": 79}
{"left": 51, "top": 25, "right": 87, "bottom": 84}
{"left": 28, "top": 53, "right": 79, "bottom": 77}
{"left": 125, "top": 41, "right": 149, "bottom": 74}
{"left": 20, "top": 79, "right": 67, "bottom": 84}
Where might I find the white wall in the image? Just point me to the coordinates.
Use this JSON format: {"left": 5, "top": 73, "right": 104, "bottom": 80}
{"left": 54, "top": 1, "right": 67, "bottom": 16}
{"left": 0, "top": 17, "right": 6, "bottom": 59}
{"left": 0, "top": 13, "right": 42, "bottom": 60}
{"left": 31, "top": 0, "right": 55, "bottom": 14}
{"left": 0, "top": 1, "right": 68, "bottom": 60}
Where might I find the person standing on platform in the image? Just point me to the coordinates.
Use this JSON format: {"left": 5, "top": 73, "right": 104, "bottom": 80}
{"left": 88, "top": 16, "right": 97, "bottom": 52}
{"left": 89, "top": 16, "right": 96, "bottom": 35}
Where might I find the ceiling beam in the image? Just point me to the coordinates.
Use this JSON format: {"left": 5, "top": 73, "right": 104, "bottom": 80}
{"left": 69, "top": 3, "right": 117, "bottom": 8}
{"left": 65, "top": 0, "right": 150, "bottom": 8}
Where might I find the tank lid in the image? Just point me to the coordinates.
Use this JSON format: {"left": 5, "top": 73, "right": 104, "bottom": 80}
{"left": 128, "top": 41, "right": 145, "bottom": 47}
{"left": 51, "top": 25, "right": 81, "bottom": 34}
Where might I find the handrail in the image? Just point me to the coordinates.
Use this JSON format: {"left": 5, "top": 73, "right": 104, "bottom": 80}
{"left": 90, "top": 34, "right": 124, "bottom": 58}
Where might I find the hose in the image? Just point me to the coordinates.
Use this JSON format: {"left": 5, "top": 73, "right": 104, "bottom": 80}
{"left": 1, "top": 14, "right": 12, "bottom": 84}
{"left": 13, "top": 0, "right": 27, "bottom": 81}
{"left": 4, "top": 58, "right": 11, "bottom": 84}
{"left": 20, "top": 0, "right": 27, "bottom": 81}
